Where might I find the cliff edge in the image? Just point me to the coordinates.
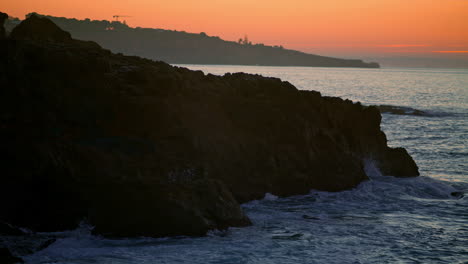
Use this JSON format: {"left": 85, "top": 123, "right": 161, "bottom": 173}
{"left": 0, "top": 14, "right": 417, "bottom": 238}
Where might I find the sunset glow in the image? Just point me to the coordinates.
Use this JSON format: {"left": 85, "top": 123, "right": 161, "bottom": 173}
{"left": 432, "top": 51, "right": 468, "bottom": 53}
{"left": 3, "top": 0, "right": 468, "bottom": 58}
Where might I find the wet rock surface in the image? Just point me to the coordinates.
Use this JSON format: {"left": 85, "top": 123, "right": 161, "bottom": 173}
{"left": 0, "top": 14, "right": 418, "bottom": 238}
{"left": 0, "top": 223, "right": 25, "bottom": 236}
{"left": 0, "top": 248, "right": 23, "bottom": 264}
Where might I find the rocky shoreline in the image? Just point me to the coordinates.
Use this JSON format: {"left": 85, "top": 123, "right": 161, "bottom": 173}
{"left": 0, "top": 12, "right": 418, "bottom": 259}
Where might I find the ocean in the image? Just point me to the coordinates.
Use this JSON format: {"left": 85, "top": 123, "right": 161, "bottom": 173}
{"left": 23, "top": 66, "right": 468, "bottom": 263}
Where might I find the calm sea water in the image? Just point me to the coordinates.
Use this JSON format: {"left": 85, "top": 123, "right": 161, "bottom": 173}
{"left": 24, "top": 66, "right": 468, "bottom": 263}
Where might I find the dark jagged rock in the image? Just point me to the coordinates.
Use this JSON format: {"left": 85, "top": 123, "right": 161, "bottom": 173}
{"left": 451, "top": 191, "right": 464, "bottom": 198}
{"left": 376, "top": 147, "right": 420, "bottom": 177}
{"left": 0, "top": 12, "right": 7, "bottom": 39}
{"left": 0, "top": 248, "right": 23, "bottom": 264}
{"left": 10, "top": 14, "right": 71, "bottom": 42}
{"left": 0, "top": 223, "right": 25, "bottom": 236}
{"left": 90, "top": 179, "right": 251, "bottom": 237}
{"left": 0, "top": 14, "right": 418, "bottom": 238}
{"left": 36, "top": 238, "right": 56, "bottom": 251}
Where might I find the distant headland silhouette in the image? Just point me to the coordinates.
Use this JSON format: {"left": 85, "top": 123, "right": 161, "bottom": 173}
{"left": 4, "top": 13, "right": 380, "bottom": 68}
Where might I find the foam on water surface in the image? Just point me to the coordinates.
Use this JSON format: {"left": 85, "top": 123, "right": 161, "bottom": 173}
{"left": 24, "top": 174, "right": 467, "bottom": 264}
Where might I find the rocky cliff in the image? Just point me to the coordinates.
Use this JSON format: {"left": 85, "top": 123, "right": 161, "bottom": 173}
{"left": 0, "top": 14, "right": 418, "bottom": 238}
{"left": 0, "top": 12, "right": 7, "bottom": 39}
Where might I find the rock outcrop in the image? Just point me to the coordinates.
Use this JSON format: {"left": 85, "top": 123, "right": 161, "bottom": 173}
{"left": 0, "top": 14, "right": 418, "bottom": 238}
{"left": 0, "top": 223, "right": 24, "bottom": 236}
{"left": 9, "top": 14, "right": 71, "bottom": 42}
{"left": 0, "top": 12, "right": 7, "bottom": 39}
{"left": 0, "top": 248, "right": 23, "bottom": 264}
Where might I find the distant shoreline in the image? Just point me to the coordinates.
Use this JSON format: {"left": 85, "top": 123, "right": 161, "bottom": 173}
{"left": 5, "top": 13, "right": 380, "bottom": 69}
{"left": 176, "top": 64, "right": 468, "bottom": 72}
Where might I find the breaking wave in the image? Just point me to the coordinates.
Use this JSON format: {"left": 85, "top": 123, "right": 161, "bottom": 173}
{"left": 374, "top": 104, "right": 452, "bottom": 117}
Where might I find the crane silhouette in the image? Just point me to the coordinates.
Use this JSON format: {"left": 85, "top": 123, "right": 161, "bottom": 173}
{"left": 112, "top": 15, "right": 131, "bottom": 22}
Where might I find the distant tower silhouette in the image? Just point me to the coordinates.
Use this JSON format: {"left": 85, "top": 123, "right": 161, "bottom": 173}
{"left": 112, "top": 15, "right": 131, "bottom": 22}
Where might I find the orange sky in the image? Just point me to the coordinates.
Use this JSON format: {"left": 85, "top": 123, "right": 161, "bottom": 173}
{"left": 3, "top": 0, "right": 468, "bottom": 58}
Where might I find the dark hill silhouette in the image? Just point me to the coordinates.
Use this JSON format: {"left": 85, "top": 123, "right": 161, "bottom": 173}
{"left": 8, "top": 13, "right": 379, "bottom": 68}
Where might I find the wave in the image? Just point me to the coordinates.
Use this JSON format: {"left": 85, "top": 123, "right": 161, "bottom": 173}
{"left": 15, "top": 161, "right": 468, "bottom": 264}
{"left": 373, "top": 104, "right": 451, "bottom": 117}
{"left": 245, "top": 160, "right": 466, "bottom": 218}
{"left": 20, "top": 173, "right": 468, "bottom": 264}
{"left": 360, "top": 159, "right": 465, "bottom": 200}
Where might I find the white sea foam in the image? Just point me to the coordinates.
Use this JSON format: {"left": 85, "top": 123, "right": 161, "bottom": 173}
{"left": 262, "top": 193, "right": 279, "bottom": 201}
{"left": 363, "top": 158, "right": 383, "bottom": 178}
